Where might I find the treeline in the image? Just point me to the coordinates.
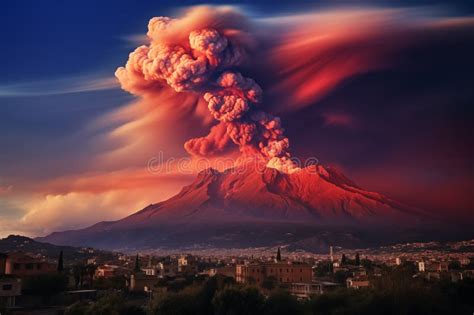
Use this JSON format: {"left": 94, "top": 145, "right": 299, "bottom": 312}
{"left": 63, "top": 272, "right": 474, "bottom": 315}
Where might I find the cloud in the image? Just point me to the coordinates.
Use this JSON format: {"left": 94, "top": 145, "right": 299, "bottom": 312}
{"left": 0, "top": 75, "right": 119, "bottom": 97}
{"left": 322, "top": 112, "right": 356, "bottom": 128}
{"left": 0, "top": 169, "right": 194, "bottom": 237}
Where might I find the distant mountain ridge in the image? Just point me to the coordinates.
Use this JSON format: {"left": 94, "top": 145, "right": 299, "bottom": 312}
{"left": 0, "top": 234, "right": 115, "bottom": 262}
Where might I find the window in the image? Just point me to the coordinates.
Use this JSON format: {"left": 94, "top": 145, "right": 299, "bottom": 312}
{"left": 26, "top": 263, "right": 34, "bottom": 270}
{"left": 2, "top": 284, "right": 12, "bottom": 291}
{"left": 13, "top": 263, "right": 21, "bottom": 270}
{"left": 36, "top": 263, "right": 42, "bottom": 270}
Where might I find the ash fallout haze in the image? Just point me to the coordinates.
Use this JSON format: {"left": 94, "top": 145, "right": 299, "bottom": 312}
{"left": 1, "top": 0, "right": 473, "bottom": 251}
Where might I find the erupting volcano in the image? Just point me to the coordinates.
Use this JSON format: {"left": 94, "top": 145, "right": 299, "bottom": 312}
{"left": 35, "top": 6, "right": 469, "bottom": 251}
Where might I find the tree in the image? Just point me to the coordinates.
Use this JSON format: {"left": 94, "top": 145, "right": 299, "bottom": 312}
{"left": 263, "top": 291, "right": 302, "bottom": 315}
{"left": 341, "top": 254, "right": 347, "bottom": 265}
{"left": 213, "top": 286, "right": 265, "bottom": 315}
{"left": 448, "top": 261, "right": 461, "bottom": 270}
{"left": 355, "top": 253, "right": 360, "bottom": 266}
{"left": 85, "top": 292, "right": 146, "bottom": 315}
{"left": 276, "top": 247, "right": 281, "bottom": 262}
{"left": 334, "top": 270, "right": 351, "bottom": 284}
{"left": 315, "top": 261, "right": 333, "bottom": 277}
{"left": 134, "top": 254, "right": 141, "bottom": 272}
{"left": 261, "top": 276, "right": 277, "bottom": 291}
{"left": 24, "top": 273, "right": 68, "bottom": 304}
{"left": 57, "top": 250, "right": 64, "bottom": 272}
{"left": 361, "top": 258, "right": 373, "bottom": 270}
{"left": 72, "top": 263, "right": 85, "bottom": 289}
{"left": 86, "top": 264, "right": 97, "bottom": 288}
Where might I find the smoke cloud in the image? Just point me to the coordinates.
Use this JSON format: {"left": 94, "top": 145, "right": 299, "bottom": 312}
{"left": 115, "top": 6, "right": 299, "bottom": 173}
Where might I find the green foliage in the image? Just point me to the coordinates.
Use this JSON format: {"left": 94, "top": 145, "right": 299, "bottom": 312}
{"left": 58, "top": 250, "right": 64, "bottom": 272}
{"left": 261, "top": 276, "right": 277, "bottom": 291}
{"left": 151, "top": 289, "right": 199, "bottom": 315}
{"left": 213, "top": 286, "right": 265, "bottom": 315}
{"left": 109, "top": 269, "right": 474, "bottom": 315}
{"left": 134, "top": 254, "right": 141, "bottom": 272}
{"left": 448, "top": 261, "right": 461, "bottom": 270}
{"left": 334, "top": 270, "right": 351, "bottom": 284}
{"left": 93, "top": 275, "right": 126, "bottom": 290}
{"left": 305, "top": 272, "right": 474, "bottom": 315}
{"left": 341, "top": 254, "right": 347, "bottom": 265}
{"left": 0, "top": 300, "right": 12, "bottom": 315}
{"left": 64, "top": 301, "right": 89, "bottom": 315}
{"left": 65, "top": 292, "right": 146, "bottom": 315}
{"left": 263, "top": 291, "right": 302, "bottom": 315}
{"left": 315, "top": 261, "right": 333, "bottom": 277}
{"left": 360, "top": 258, "right": 373, "bottom": 270}
{"left": 24, "top": 273, "right": 68, "bottom": 298}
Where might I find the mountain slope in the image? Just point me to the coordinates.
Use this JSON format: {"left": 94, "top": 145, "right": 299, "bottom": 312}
{"left": 37, "top": 164, "right": 424, "bottom": 251}
{"left": 0, "top": 235, "right": 116, "bottom": 262}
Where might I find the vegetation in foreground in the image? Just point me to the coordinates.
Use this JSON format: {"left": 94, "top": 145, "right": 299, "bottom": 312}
{"left": 61, "top": 268, "right": 474, "bottom": 315}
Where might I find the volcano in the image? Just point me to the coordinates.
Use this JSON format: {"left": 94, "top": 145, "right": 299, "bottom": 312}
{"left": 38, "top": 163, "right": 428, "bottom": 252}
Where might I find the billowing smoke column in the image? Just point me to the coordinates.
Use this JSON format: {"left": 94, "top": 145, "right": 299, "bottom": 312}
{"left": 115, "top": 7, "right": 299, "bottom": 173}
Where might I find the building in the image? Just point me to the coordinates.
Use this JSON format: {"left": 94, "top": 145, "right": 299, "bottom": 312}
{"left": 216, "top": 265, "right": 236, "bottom": 278}
{"left": 3, "top": 252, "right": 56, "bottom": 276}
{"left": 0, "top": 277, "right": 21, "bottom": 307}
{"left": 95, "top": 264, "right": 128, "bottom": 278}
{"left": 290, "top": 281, "right": 339, "bottom": 299}
{"left": 346, "top": 276, "right": 370, "bottom": 289}
{"left": 128, "top": 273, "right": 158, "bottom": 292}
{"left": 157, "top": 261, "right": 178, "bottom": 277}
{"left": 418, "top": 261, "right": 449, "bottom": 273}
{"left": 142, "top": 266, "right": 159, "bottom": 276}
{"left": 236, "top": 261, "right": 312, "bottom": 286}
{"left": 178, "top": 255, "right": 198, "bottom": 274}
{"left": 395, "top": 257, "right": 405, "bottom": 266}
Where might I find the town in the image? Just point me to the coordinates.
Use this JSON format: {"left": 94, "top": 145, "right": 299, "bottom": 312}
{"left": 1, "top": 235, "right": 473, "bottom": 314}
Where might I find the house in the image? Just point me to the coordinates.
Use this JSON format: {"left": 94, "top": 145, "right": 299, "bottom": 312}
{"left": 0, "top": 277, "right": 21, "bottom": 307}
{"left": 128, "top": 273, "right": 158, "bottom": 292}
{"left": 157, "top": 261, "right": 178, "bottom": 277}
{"left": 346, "top": 276, "right": 370, "bottom": 289}
{"left": 418, "top": 261, "right": 449, "bottom": 273}
{"left": 95, "top": 265, "right": 128, "bottom": 278}
{"left": 178, "top": 255, "right": 198, "bottom": 274}
{"left": 236, "top": 261, "right": 313, "bottom": 286}
{"left": 3, "top": 252, "right": 56, "bottom": 276}
{"left": 290, "top": 281, "right": 339, "bottom": 299}
{"left": 216, "top": 265, "right": 236, "bottom": 278}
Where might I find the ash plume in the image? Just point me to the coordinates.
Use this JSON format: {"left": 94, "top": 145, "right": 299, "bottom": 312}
{"left": 115, "top": 6, "right": 299, "bottom": 173}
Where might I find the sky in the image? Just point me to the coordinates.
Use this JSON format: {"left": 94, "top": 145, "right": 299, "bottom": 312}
{"left": 0, "top": 0, "right": 473, "bottom": 237}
